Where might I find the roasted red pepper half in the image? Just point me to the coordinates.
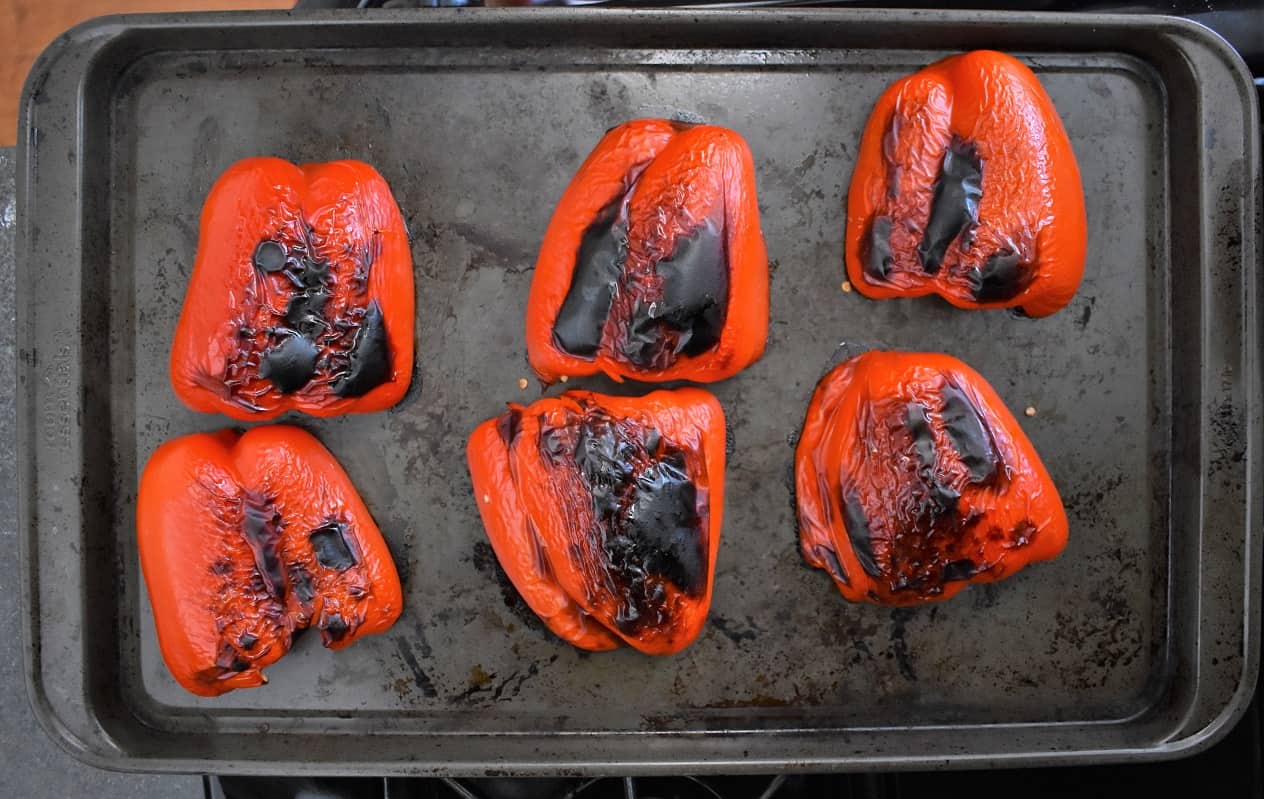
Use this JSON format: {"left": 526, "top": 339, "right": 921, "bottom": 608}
{"left": 795, "top": 351, "right": 1067, "bottom": 605}
{"left": 138, "top": 426, "right": 403, "bottom": 696}
{"left": 846, "top": 51, "right": 1086, "bottom": 318}
{"left": 170, "top": 158, "right": 414, "bottom": 420}
{"left": 526, "top": 119, "right": 768, "bottom": 384}
{"left": 467, "top": 389, "right": 725, "bottom": 654}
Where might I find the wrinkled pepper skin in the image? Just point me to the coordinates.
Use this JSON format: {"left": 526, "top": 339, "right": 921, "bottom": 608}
{"left": 171, "top": 158, "right": 414, "bottom": 420}
{"left": 137, "top": 426, "right": 403, "bottom": 696}
{"left": 795, "top": 351, "right": 1066, "bottom": 605}
{"left": 527, "top": 119, "right": 768, "bottom": 384}
{"left": 467, "top": 389, "right": 726, "bottom": 654}
{"left": 846, "top": 51, "right": 1086, "bottom": 318}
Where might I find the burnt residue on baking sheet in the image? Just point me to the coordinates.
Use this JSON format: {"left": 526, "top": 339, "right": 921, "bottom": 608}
{"left": 393, "top": 637, "right": 439, "bottom": 699}
{"left": 888, "top": 608, "right": 918, "bottom": 682}
{"left": 469, "top": 540, "right": 550, "bottom": 635}
{"left": 709, "top": 615, "right": 762, "bottom": 646}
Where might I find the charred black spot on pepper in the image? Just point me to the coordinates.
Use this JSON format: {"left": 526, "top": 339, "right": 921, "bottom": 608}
{"left": 309, "top": 521, "right": 357, "bottom": 572}
{"left": 284, "top": 289, "right": 330, "bottom": 335}
{"left": 350, "top": 233, "right": 377, "bottom": 293}
{"left": 322, "top": 613, "right": 350, "bottom": 642}
{"left": 539, "top": 417, "right": 568, "bottom": 462}
{"left": 642, "top": 426, "right": 661, "bottom": 455}
{"left": 624, "top": 456, "right": 705, "bottom": 595}
{"left": 620, "top": 304, "right": 661, "bottom": 368}
{"left": 655, "top": 219, "right": 728, "bottom": 355}
{"left": 622, "top": 218, "right": 728, "bottom": 368}
{"left": 968, "top": 250, "right": 1027, "bottom": 302}
{"left": 940, "top": 384, "right": 1000, "bottom": 484}
{"left": 215, "top": 643, "right": 251, "bottom": 673}
{"left": 210, "top": 557, "right": 234, "bottom": 576}
{"left": 942, "top": 559, "right": 978, "bottom": 582}
{"left": 1011, "top": 519, "right": 1037, "bottom": 547}
{"left": 843, "top": 492, "right": 881, "bottom": 578}
{"left": 881, "top": 467, "right": 993, "bottom": 593}
{"left": 554, "top": 201, "right": 626, "bottom": 358}
{"left": 253, "top": 240, "right": 286, "bottom": 273}
{"left": 918, "top": 139, "right": 982, "bottom": 274}
{"left": 866, "top": 215, "right": 893, "bottom": 280}
{"left": 906, "top": 403, "right": 936, "bottom": 471}
{"left": 331, "top": 301, "right": 391, "bottom": 397}
{"left": 290, "top": 564, "right": 316, "bottom": 605}
{"left": 240, "top": 493, "right": 285, "bottom": 602}
{"left": 813, "top": 543, "right": 850, "bottom": 586}
{"left": 298, "top": 256, "right": 329, "bottom": 288}
{"left": 239, "top": 633, "right": 258, "bottom": 649}
{"left": 574, "top": 421, "right": 636, "bottom": 519}
{"left": 558, "top": 413, "right": 708, "bottom": 634}
{"left": 906, "top": 402, "right": 959, "bottom": 514}
{"left": 496, "top": 408, "right": 523, "bottom": 447}
{"left": 927, "top": 482, "right": 961, "bottom": 516}
{"left": 259, "top": 332, "right": 319, "bottom": 393}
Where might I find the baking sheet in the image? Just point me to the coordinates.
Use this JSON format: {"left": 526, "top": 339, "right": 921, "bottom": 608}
{"left": 17, "top": 8, "right": 1261, "bottom": 774}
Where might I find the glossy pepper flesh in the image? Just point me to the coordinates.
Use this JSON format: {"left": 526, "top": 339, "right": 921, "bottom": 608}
{"left": 846, "top": 51, "right": 1086, "bottom": 317}
{"left": 795, "top": 351, "right": 1067, "bottom": 605}
{"left": 467, "top": 389, "right": 726, "bottom": 654}
{"left": 138, "top": 426, "right": 403, "bottom": 696}
{"left": 170, "top": 158, "right": 415, "bottom": 420}
{"left": 527, "top": 119, "right": 768, "bottom": 384}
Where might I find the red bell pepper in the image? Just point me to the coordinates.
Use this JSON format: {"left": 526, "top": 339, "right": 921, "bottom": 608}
{"left": 795, "top": 351, "right": 1067, "bottom": 605}
{"left": 137, "top": 426, "right": 403, "bottom": 696}
{"left": 467, "top": 389, "right": 726, "bottom": 654}
{"left": 846, "top": 51, "right": 1086, "bottom": 317}
{"left": 170, "top": 158, "right": 414, "bottom": 420}
{"left": 526, "top": 119, "right": 768, "bottom": 384}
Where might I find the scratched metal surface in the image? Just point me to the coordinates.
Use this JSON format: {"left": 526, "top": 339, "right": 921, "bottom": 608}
{"left": 17, "top": 10, "right": 1260, "bottom": 774}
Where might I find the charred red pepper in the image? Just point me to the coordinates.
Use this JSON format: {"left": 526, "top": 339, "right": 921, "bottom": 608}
{"left": 170, "top": 158, "right": 414, "bottom": 420}
{"left": 467, "top": 389, "right": 726, "bottom": 654}
{"left": 526, "top": 119, "right": 768, "bottom": 384}
{"left": 137, "top": 426, "right": 403, "bottom": 696}
{"left": 795, "top": 351, "right": 1067, "bottom": 605}
{"left": 846, "top": 51, "right": 1086, "bottom": 318}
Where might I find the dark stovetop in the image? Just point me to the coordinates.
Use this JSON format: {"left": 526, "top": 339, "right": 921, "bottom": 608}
{"left": 209, "top": 718, "right": 1264, "bottom": 799}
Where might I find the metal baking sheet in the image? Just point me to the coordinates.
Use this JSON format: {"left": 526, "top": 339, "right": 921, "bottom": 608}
{"left": 16, "top": 8, "right": 1261, "bottom": 775}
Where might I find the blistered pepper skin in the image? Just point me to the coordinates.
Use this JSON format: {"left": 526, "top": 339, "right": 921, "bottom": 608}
{"left": 846, "top": 51, "right": 1086, "bottom": 318}
{"left": 170, "top": 158, "right": 415, "bottom": 420}
{"left": 137, "top": 426, "right": 403, "bottom": 696}
{"left": 527, "top": 120, "right": 769, "bottom": 384}
{"left": 467, "top": 389, "right": 726, "bottom": 654}
{"left": 795, "top": 351, "right": 1067, "bottom": 605}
